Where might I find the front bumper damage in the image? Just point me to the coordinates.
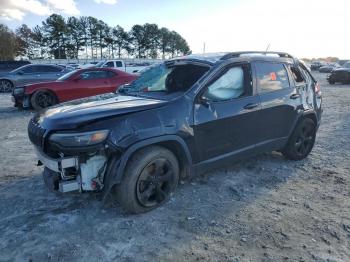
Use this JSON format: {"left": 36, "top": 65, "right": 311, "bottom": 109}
{"left": 34, "top": 146, "right": 108, "bottom": 193}
{"left": 11, "top": 92, "right": 31, "bottom": 108}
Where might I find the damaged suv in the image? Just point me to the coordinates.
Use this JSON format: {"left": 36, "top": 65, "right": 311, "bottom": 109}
{"left": 28, "top": 52, "right": 322, "bottom": 213}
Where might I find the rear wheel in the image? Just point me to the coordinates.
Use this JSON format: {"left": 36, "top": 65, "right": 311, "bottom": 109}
{"left": 31, "top": 90, "right": 58, "bottom": 110}
{"left": 283, "top": 118, "right": 316, "bottom": 160}
{"left": 115, "top": 146, "right": 179, "bottom": 214}
{"left": 0, "top": 80, "right": 13, "bottom": 92}
{"left": 328, "top": 80, "right": 335, "bottom": 85}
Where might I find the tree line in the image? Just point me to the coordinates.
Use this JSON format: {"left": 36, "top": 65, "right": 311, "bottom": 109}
{"left": 0, "top": 14, "right": 191, "bottom": 60}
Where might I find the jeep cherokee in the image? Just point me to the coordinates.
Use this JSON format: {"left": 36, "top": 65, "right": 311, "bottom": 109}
{"left": 28, "top": 51, "right": 322, "bottom": 213}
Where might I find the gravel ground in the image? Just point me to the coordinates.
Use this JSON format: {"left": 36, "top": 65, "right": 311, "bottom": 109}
{"left": 0, "top": 72, "right": 349, "bottom": 262}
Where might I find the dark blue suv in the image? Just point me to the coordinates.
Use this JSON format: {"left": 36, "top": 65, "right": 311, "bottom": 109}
{"left": 28, "top": 51, "right": 322, "bottom": 213}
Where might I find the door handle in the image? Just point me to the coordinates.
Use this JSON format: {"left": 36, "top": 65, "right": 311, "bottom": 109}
{"left": 243, "top": 103, "right": 259, "bottom": 110}
{"left": 290, "top": 93, "right": 301, "bottom": 99}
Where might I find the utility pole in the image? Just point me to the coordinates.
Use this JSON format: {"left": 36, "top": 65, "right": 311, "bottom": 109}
{"left": 203, "top": 42, "right": 206, "bottom": 54}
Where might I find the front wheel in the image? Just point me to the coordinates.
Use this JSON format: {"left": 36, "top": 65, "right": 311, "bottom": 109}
{"left": 115, "top": 146, "right": 179, "bottom": 214}
{"left": 283, "top": 118, "right": 316, "bottom": 160}
{"left": 30, "top": 90, "right": 58, "bottom": 110}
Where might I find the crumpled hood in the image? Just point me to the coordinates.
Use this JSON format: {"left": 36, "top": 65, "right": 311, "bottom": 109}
{"left": 36, "top": 94, "right": 167, "bottom": 130}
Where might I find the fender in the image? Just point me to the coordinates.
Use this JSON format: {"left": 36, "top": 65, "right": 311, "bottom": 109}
{"left": 101, "top": 135, "right": 193, "bottom": 201}
{"left": 288, "top": 109, "right": 318, "bottom": 138}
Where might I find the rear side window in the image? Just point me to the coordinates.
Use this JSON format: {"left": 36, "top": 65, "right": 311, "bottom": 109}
{"left": 115, "top": 61, "right": 123, "bottom": 67}
{"left": 107, "top": 71, "right": 117, "bottom": 77}
{"left": 255, "top": 62, "right": 290, "bottom": 93}
{"left": 80, "top": 70, "right": 109, "bottom": 80}
{"left": 289, "top": 66, "right": 306, "bottom": 84}
{"left": 21, "top": 65, "right": 38, "bottom": 73}
{"left": 37, "top": 65, "right": 62, "bottom": 73}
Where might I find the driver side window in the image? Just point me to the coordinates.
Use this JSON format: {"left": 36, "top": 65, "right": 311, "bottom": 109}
{"left": 204, "top": 66, "right": 249, "bottom": 101}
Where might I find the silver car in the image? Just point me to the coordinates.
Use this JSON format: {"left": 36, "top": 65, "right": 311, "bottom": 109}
{"left": 0, "top": 64, "right": 72, "bottom": 92}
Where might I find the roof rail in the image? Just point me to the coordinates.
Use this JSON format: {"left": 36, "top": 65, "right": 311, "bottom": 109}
{"left": 220, "top": 51, "right": 295, "bottom": 60}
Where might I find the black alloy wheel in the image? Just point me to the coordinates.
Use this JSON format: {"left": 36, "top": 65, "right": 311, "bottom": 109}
{"left": 294, "top": 122, "right": 315, "bottom": 157}
{"left": 31, "top": 90, "right": 57, "bottom": 110}
{"left": 283, "top": 118, "right": 316, "bottom": 160}
{"left": 136, "top": 158, "right": 175, "bottom": 207}
{"left": 115, "top": 146, "right": 179, "bottom": 213}
{"left": 0, "top": 80, "right": 13, "bottom": 92}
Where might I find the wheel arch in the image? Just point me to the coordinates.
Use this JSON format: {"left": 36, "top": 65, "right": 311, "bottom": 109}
{"left": 0, "top": 78, "right": 14, "bottom": 84}
{"left": 102, "top": 135, "right": 193, "bottom": 201}
{"left": 288, "top": 110, "right": 318, "bottom": 139}
{"left": 29, "top": 88, "right": 59, "bottom": 103}
{"left": 117, "top": 135, "right": 193, "bottom": 182}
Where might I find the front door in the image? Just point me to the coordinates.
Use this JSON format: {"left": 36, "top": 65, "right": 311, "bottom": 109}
{"left": 193, "top": 63, "right": 260, "bottom": 162}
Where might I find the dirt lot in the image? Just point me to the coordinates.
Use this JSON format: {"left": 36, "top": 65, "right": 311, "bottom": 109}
{"left": 0, "top": 72, "right": 349, "bottom": 262}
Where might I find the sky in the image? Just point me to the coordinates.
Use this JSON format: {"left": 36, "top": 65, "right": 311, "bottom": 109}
{"left": 0, "top": 0, "right": 349, "bottom": 59}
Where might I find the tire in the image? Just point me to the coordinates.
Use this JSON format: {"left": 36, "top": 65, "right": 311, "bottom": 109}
{"left": 30, "top": 90, "right": 58, "bottom": 110}
{"left": 0, "top": 80, "right": 14, "bottom": 93}
{"left": 329, "top": 81, "right": 335, "bottom": 85}
{"left": 282, "top": 118, "right": 316, "bottom": 160}
{"left": 115, "top": 146, "right": 180, "bottom": 214}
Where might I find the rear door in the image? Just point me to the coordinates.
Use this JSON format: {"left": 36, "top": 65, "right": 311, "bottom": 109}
{"left": 193, "top": 62, "right": 261, "bottom": 162}
{"left": 253, "top": 61, "right": 300, "bottom": 149}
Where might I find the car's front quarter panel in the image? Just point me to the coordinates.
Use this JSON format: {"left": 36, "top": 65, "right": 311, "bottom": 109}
{"left": 106, "top": 96, "right": 196, "bottom": 160}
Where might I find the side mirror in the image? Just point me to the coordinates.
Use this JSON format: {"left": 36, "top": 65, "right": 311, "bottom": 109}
{"left": 198, "top": 94, "right": 210, "bottom": 108}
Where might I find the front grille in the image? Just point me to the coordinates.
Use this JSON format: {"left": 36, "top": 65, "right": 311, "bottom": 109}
{"left": 28, "top": 119, "right": 46, "bottom": 147}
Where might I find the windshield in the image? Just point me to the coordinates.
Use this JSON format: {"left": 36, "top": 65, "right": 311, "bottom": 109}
{"left": 121, "top": 63, "right": 209, "bottom": 97}
{"left": 57, "top": 70, "right": 78, "bottom": 81}
{"left": 95, "top": 61, "right": 105, "bottom": 67}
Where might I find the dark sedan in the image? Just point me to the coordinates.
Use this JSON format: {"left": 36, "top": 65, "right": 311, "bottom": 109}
{"left": 319, "top": 63, "right": 340, "bottom": 73}
{"left": 0, "top": 64, "right": 72, "bottom": 92}
{"left": 327, "top": 62, "right": 350, "bottom": 84}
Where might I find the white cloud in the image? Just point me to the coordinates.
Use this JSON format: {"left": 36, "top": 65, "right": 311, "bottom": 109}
{"left": 47, "top": 0, "right": 80, "bottom": 15}
{"left": 94, "top": 0, "right": 117, "bottom": 5}
{"left": 0, "top": 0, "right": 80, "bottom": 21}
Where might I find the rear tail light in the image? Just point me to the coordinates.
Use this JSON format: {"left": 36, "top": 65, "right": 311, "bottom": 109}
{"left": 315, "top": 83, "right": 321, "bottom": 94}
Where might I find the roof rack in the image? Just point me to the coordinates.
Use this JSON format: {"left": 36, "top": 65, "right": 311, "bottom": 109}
{"left": 220, "top": 51, "right": 295, "bottom": 60}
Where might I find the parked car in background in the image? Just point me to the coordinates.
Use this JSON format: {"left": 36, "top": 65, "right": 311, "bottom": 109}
{"left": 0, "top": 60, "right": 31, "bottom": 74}
{"left": 319, "top": 63, "right": 340, "bottom": 73}
{"left": 78, "top": 59, "right": 149, "bottom": 74}
{"left": 28, "top": 51, "right": 322, "bottom": 213}
{"left": 12, "top": 68, "right": 137, "bottom": 110}
{"left": 327, "top": 62, "right": 350, "bottom": 84}
{"left": 0, "top": 64, "right": 71, "bottom": 93}
{"left": 310, "top": 61, "right": 323, "bottom": 71}
{"left": 66, "top": 62, "right": 80, "bottom": 69}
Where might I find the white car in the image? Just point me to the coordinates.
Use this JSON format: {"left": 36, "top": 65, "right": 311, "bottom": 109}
{"left": 78, "top": 60, "right": 148, "bottom": 74}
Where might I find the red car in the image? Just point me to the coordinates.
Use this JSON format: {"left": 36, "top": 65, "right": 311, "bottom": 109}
{"left": 12, "top": 68, "right": 137, "bottom": 110}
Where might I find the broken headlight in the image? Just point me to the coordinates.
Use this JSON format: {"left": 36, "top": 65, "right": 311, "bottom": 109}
{"left": 49, "top": 130, "right": 109, "bottom": 147}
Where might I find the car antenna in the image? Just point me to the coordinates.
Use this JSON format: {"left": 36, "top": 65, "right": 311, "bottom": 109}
{"left": 265, "top": 43, "right": 271, "bottom": 55}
